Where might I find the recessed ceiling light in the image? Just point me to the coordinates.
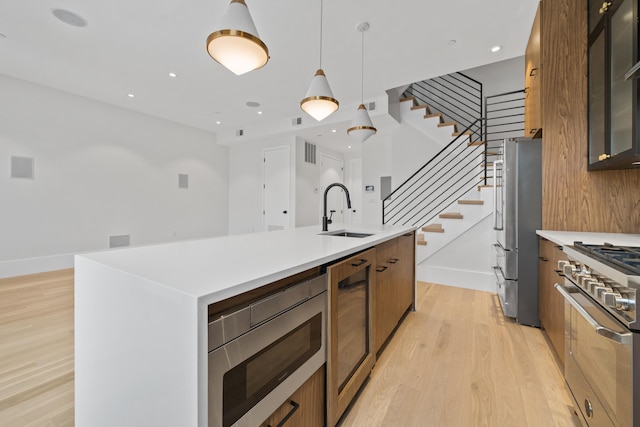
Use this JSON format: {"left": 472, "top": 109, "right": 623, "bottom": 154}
{"left": 348, "top": 146, "right": 352, "bottom": 149}
{"left": 257, "top": 111, "right": 263, "bottom": 115}
{"left": 52, "top": 9, "right": 88, "bottom": 27}
{"left": 246, "top": 101, "right": 260, "bottom": 108}
{"left": 168, "top": 72, "right": 177, "bottom": 78}
{"left": 490, "top": 45, "right": 502, "bottom": 53}
{"left": 216, "top": 121, "right": 221, "bottom": 124}
{"left": 332, "top": 129, "right": 337, "bottom": 133}
{"left": 127, "top": 93, "right": 135, "bottom": 98}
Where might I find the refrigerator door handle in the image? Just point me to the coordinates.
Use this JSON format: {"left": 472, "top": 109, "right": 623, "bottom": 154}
{"left": 492, "top": 265, "right": 504, "bottom": 282}
{"left": 493, "top": 160, "right": 504, "bottom": 231}
{"left": 492, "top": 243, "right": 505, "bottom": 256}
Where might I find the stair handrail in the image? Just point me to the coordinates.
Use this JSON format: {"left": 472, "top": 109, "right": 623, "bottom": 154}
{"left": 382, "top": 117, "right": 485, "bottom": 226}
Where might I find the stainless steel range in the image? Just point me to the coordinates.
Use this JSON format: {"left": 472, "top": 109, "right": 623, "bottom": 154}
{"left": 556, "top": 242, "right": 640, "bottom": 427}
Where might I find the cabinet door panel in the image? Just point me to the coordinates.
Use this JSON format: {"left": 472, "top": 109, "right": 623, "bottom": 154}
{"left": 609, "top": 0, "right": 634, "bottom": 156}
{"left": 589, "top": 29, "right": 607, "bottom": 164}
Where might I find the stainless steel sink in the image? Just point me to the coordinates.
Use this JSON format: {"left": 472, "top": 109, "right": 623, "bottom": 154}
{"left": 320, "top": 230, "right": 374, "bottom": 238}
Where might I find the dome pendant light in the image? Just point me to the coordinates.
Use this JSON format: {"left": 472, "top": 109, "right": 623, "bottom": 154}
{"left": 206, "top": 0, "right": 269, "bottom": 76}
{"left": 300, "top": 0, "right": 339, "bottom": 121}
{"left": 347, "top": 22, "right": 376, "bottom": 142}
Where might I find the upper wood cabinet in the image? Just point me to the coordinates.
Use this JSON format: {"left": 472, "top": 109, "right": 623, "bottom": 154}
{"left": 588, "top": 0, "right": 640, "bottom": 170}
{"left": 525, "top": 2, "right": 543, "bottom": 138}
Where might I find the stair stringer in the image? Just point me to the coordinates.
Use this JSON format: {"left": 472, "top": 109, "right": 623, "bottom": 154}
{"left": 415, "top": 186, "right": 494, "bottom": 264}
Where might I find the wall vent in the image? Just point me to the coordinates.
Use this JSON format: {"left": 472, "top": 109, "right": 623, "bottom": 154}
{"left": 178, "top": 173, "right": 189, "bottom": 189}
{"left": 304, "top": 142, "right": 317, "bottom": 164}
{"left": 368, "top": 101, "right": 376, "bottom": 111}
{"left": 292, "top": 117, "right": 302, "bottom": 126}
{"left": 109, "top": 234, "right": 130, "bottom": 248}
{"left": 236, "top": 129, "right": 244, "bottom": 137}
{"left": 10, "top": 156, "right": 34, "bottom": 179}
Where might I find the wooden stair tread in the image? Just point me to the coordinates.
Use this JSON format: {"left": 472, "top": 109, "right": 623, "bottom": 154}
{"left": 458, "top": 200, "right": 484, "bottom": 205}
{"left": 486, "top": 151, "right": 500, "bottom": 156}
{"left": 478, "top": 184, "right": 501, "bottom": 191}
{"left": 421, "top": 224, "right": 444, "bottom": 233}
{"left": 467, "top": 140, "right": 486, "bottom": 146}
{"left": 439, "top": 212, "right": 463, "bottom": 219}
{"left": 400, "top": 96, "right": 416, "bottom": 104}
{"left": 417, "top": 240, "right": 427, "bottom": 246}
{"left": 452, "top": 131, "right": 472, "bottom": 137}
{"left": 411, "top": 105, "right": 432, "bottom": 114}
{"left": 424, "top": 112, "right": 442, "bottom": 120}
{"left": 438, "top": 122, "right": 457, "bottom": 129}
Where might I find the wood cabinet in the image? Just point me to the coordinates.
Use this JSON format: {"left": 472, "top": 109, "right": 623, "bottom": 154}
{"left": 525, "top": 2, "right": 543, "bottom": 138}
{"left": 326, "top": 248, "right": 376, "bottom": 427}
{"left": 538, "top": 238, "right": 567, "bottom": 366}
{"left": 373, "top": 232, "right": 415, "bottom": 355}
{"left": 259, "top": 366, "right": 325, "bottom": 427}
{"left": 588, "top": 0, "right": 640, "bottom": 170}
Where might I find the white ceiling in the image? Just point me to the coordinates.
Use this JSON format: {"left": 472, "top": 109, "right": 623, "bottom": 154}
{"left": 0, "top": 0, "right": 539, "bottom": 152}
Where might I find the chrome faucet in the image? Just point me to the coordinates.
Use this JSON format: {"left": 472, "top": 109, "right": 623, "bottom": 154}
{"left": 322, "top": 183, "right": 352, "bottom": 231}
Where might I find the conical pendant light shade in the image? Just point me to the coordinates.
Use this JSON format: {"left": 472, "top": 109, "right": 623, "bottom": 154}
{"left": 347, "top": 104, "right": 377, "bottom": 142}
{"left": 300, "top": 69, "right": 339, "bottom": 121}
{"left": 206, "top": 0, "right": 269, "bottom": 75}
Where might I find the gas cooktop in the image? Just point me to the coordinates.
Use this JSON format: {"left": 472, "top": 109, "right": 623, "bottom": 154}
{"left": 572, "top": 241, "right": 640, "bottom": 276}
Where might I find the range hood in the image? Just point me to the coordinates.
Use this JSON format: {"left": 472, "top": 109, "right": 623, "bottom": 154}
{"left": 625, "top": 61, "right": 640, "bottom": 80}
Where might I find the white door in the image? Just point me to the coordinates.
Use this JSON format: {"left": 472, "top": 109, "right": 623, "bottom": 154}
{"left": 263, "top": 146, "right": 290, "bottom": 231}
{"left": 347, "top": 158, "right": 363, "bottom": 224}
{"left": 320, "top": 154, "right": 345, "bottom": 224}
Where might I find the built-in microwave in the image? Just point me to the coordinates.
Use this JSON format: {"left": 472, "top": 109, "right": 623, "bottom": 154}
{"left": 207, "top": 274, "right": 327, "bottom": 427}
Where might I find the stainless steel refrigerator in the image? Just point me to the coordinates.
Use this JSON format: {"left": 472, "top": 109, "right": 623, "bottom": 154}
{"left": 492, "top": 138, "right": 542, "bottom": 327}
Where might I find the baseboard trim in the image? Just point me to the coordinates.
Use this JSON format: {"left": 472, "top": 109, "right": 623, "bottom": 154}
{"left": 416, "top": 264, "right": 495, "bottom": 293}
{"left": 0, "top": 253, "right": 75, "bottom": 279}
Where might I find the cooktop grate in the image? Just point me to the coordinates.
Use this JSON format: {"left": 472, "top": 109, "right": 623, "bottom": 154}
{"left": 572, "top": 241, "right": 640, "bottom": 276}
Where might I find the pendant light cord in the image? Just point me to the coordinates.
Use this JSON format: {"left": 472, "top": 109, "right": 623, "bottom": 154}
{"left": 319, "top": 0, "right": 324, "bottom": 69}
{"left": 360, "top": 28, "right": 364, "bottom": 104}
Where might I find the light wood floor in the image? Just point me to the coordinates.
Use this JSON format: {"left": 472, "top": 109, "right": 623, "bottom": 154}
{"left": 0, "top": 271, "right": 581, "bottom": 427}
{"left": 341, "top": 282, "right": 582, "bottom": 427}
{"left": 0, "top": 269, "right": 74, "bottom": 427}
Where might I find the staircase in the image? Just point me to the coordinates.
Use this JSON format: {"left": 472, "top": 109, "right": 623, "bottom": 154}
{"left": 386, "top": 74, "right": 525, "bottom": 267}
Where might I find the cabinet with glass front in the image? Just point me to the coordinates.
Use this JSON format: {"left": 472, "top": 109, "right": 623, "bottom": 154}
{"left": 588, "top": 0, "right": 640, "bottom": 170}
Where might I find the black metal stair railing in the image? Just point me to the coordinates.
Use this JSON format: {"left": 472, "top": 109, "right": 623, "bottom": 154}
{"left": 483, "top": 89, "right": 525, "bottom": 151}
{"left": 382, "top": 118, "right": 486, "bottom": 229}
{"left": 402, "top": 72, "right": 483, "bottom": 139}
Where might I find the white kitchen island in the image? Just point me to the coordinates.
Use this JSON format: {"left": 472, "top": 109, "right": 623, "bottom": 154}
{"left": 74, "top": 224, "right": 415, "bottom": 427}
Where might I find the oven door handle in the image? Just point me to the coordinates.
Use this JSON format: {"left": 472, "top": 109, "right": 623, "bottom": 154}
{"left": 555, "top": 284, "right": 632, "bottom": 345}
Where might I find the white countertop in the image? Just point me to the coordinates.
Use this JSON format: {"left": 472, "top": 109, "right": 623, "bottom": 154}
{"left": 76, "top": 223, "right": 415, "bottom": 304}
{"left": 536, "top": 230, "right": 640, "bottom": 247}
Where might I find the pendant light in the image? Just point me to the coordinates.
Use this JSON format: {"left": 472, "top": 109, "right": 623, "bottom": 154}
{"left": 347, "top": 22, "right": 376, "bottom": 142}
{"left": 300, "top": 0, "right": 339, "bottom": 121}
{"left": 206, "top": 0, "right": 269, "bottom": 76}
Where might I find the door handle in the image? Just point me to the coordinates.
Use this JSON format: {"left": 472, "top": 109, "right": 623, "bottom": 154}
{"left": 555, "top": 284, "right": 631, "bottom": 345}
{"left": 376, "top": 266, "right": 388, "bottom": 272}
{"left": 493, "top": 160, "right": 503, "bottom": 231}
{"left": 351, "top": 259, "right": 367, "bottom": 267}
{"left": 267, "top": 400, "right": 300, "bottom": 427}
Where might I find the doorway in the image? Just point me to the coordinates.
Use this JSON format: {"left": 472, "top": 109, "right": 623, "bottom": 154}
{"left": 262, "top": 146, "right": 291, "bottom": 231}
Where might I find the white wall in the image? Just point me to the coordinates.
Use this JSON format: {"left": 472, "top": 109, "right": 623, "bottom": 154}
{"left": 0, "top": 74, "right": 229, "bottom": 278}
{"left": 228, "top": 135, "right": 348, "bottom": 234}
{"left": 462, "top": 56, "right": 525, "bottom": 97}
